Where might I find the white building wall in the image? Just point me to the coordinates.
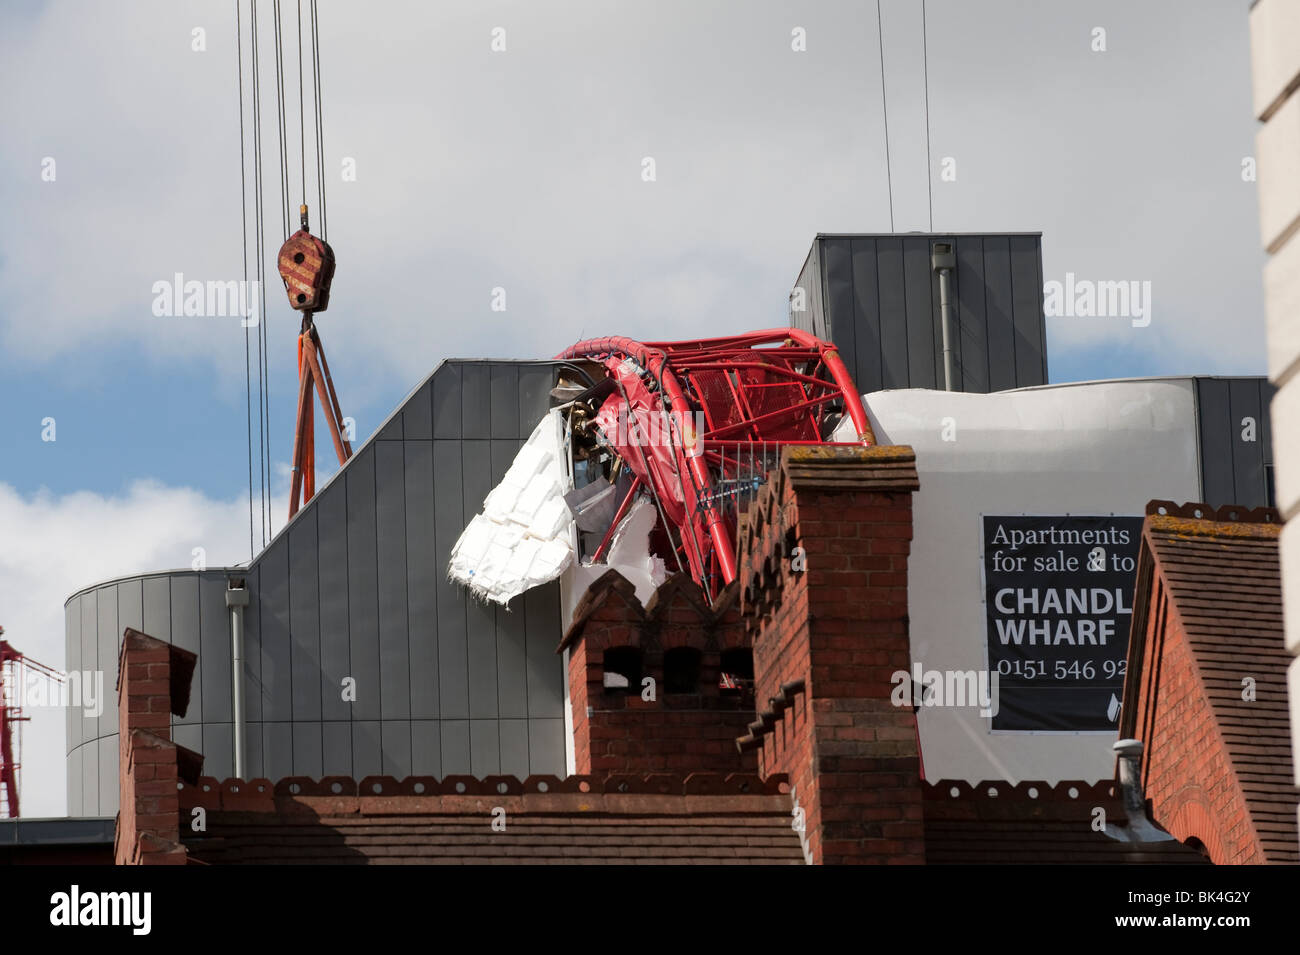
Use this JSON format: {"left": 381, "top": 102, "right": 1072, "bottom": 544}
{"left": 1249, "top": 0, "right": 1300, "bottom": 795}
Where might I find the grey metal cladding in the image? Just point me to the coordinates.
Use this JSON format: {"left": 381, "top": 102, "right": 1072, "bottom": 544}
{"left": 1195, "top": 377, "right": 1275, "bottom": 509}
{"left": 807, "top": 234, "right": 1045, "bottom": 395}
{"left": 293, "top": 721, "right": 323, "bottom": 778}
{"left": 345, "top": 445, "right": 381, "bottom": 721}
{"left": 404, "top": 439, "right": 439, "bottom": 719}
{"left": 354, "top": 720, "right": 381, "bottom": 781}
{"left": 315, "top": 481, "right": 350, "bottom": 721}
{"left": 441, "top": 720, "right": 471, "bottom": 775}
{"left": 321, "top": 721, "right": 350, "bottom": 777}
{"left": 491, "top": 364, "right": 520, "bottom": 438}
{"left": 1010, "top": 235, "right": 1048, "bottom": 384}
{"left": 1228, "top": 377, "right": 1264, "bottom": 507}
{"left": 65, "top": 361, "right": 573, "bottom": 809}
{"left": 460, "top": 364, "right": 491, "bottom": 436}
{"left": 382, "top": 720, "right": 412, "bottom": 779}
{"left": 404, "top": 381, "right": 433, "bottom": 440}
{"left": 432, "top": 362, "right": 462, "bottom": 438}
{"left": 243, "top": 565, "right": 263, "bottom": 723}
{"left": 982, "top": 237, "right": 1017, "bottom": 392}
{"left": 412, "top": 720, "right": 442, "bottom": 777}
{"left": 517, "top": 365, "right": 553, "bottom": 430}
{"left": 289, "top": 511, "right": 322, "bottom": 722}
{"left": 375, "top": 440, "right": 411, "bottom": 720}
{"left": 875, "top": 238, "right": 910, "bottom": 390}
{"left": 823, "top": 238, "right": 857, "bottom": 386}
{"left": 433, "top": 439, "right": 469, "bottom": 719}
{"left": 955, "top": 238, "right": 988, "bottom": 393}
{"left": 257, "top": 538, "right": 291, "bottom": 723}
{"left": 169, "top": 577, "right": 201, "bottom": 725}
{"left": 905, "top": 238, "right": 939, "bottom": 387}
{"left": 1196, "top": 377, "right": 1236, "bottom": 507}
{"left": 463, "top": 439, "right": 499, "bottom": 720}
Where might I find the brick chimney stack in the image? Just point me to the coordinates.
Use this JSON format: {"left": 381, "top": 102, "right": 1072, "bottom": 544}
{"left": 115, "top": 628, "right": 202, "bottom": 865}
{"left": 736, "top": 445, "right": 923, "bottom": 865}
{"left": 558, "top": 574, "right": 756, "bottom": 777}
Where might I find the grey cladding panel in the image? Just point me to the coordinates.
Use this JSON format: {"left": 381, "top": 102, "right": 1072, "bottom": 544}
{"left": 316, "top": 483, "right": 350, "bottom": 721}
{"left": 352, "top": 721, "right": 382, "bottom": 780}
{"left": 982, "top": 238, "right": 1017, "bottom": 392}
{"left": 293, "top": 722, "right": 323, "bottom": 778}
{"left": 258, "top": 539, "right": 291, "bottom": 722}
{"left": 496, "top": 597, "right": 529, "bottom": 720}
{"left": 518, "top": 366, "right": 554, "bottom": 428}
{"left": 203, "top": 723, "right": 233, "bottom": 780}
{"left": 463, "top": 440, "right": 499, "bottom": 720}
{"left": 243, "top": 565, "right": 263, "bottom": 722}
{"left": 1228, "top": 378, "right": 1265, "bottom": 508}
{"left": 440, "top": 720, "right": 471, "bottom": 775}
{"left": 903, "top": 238, "right": 937, "bottom": 389}
{"left": 528, "top": 718, "right": 566, "bottom": 776}
{"left": 875, "top": 239, "right": 909, "bottom": 390}
{"left": 470, "top": 719, "right": 501, "bottom": 776}
{"left": 822, "top": 239, "right": 857, "bottom": 392}
{"left": 490, "top": 363, "right": 520, "bottom": 438}
{"left": 346, "top": 447, "right": 381, "bottom": 721}
{"left": 322, "top": 721, "right": 351, "bottom": 777}
{"left": 461, "top": 365, "right": 491, "bottom": 436}
{"left": 404, "top": 440, "right": 439, "bottom": 720}
{"left": 412, "top": 721, "right": 441, "bottom": 776}
{"left": 954, "top": 238, "right": 989, "bottom": 393}
{"left": 1197, "top": 378, "right": 1235, "bottom": 507}
{"left": 1009, "top": 236, "right": 1046, "bottom": 385}
{"left": 847, "top": 244, "right": 878, "bottom": 397}
{"left": 433, "top": 440, "right": 468, "bottom": 718}
{"left": 142, "top": 577, "right": 170, "bottom": 641}
{"left": 264, "top": 722, "right": 293, "bottom": 780}
{"left": 169, "top": 577, "right": 201, "bottom": 725}
{"left": 199, "top": 575, "right": 231, "bottom": 722}
{"left": 67, "top": 599, "right": 81, "bottom": 749}
{"left": 118, "top": 578, "right": 143, "bottom": 634}
{"left": 289, "top": 513, "right": 323, "bottom": 722}
{"left": 499, "top": 719, "right": 530, "bottom": 778}
{"left": 404, "top": 381, "right": 433, "bottom": 440}
{"left": 432, "top": 363, "right": 462, "bottom": 439}
{"left": 98, "top": 736, "right": 117, "bottom": 816}
{"left": 382, "top": 720, "right": 412, "bottom": 778}
{"left": 524, "top": 584, "right": 564, "bottom": 719}
{"left": 376, "top": 440, "right": 411, "bottom": 720}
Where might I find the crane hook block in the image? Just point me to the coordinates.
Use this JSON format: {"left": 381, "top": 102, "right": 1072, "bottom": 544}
{"left": 277, "top": 228, "right": 336, "bottom": 313}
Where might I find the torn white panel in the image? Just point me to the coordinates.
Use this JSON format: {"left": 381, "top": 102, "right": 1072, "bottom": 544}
{"left": 448, "top": 410, "right": 577, "bottom": 605}
{"left": 564, "top": 497, "right": 668, "bottom": 608}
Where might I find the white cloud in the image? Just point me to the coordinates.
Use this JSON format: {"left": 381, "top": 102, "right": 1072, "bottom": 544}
{"left": 0, "top": 479, "right": 274, "bottom": 817}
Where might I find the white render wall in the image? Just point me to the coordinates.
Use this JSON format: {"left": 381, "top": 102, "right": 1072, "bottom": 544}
{"left": 1250, "top": 0, "right": 1300, "bottom": 791}
{"left": 860, "top": 379, "right": 1202, "bottom": 784}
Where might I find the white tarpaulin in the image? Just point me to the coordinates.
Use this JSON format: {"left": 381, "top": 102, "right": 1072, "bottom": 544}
{"left": 448, "top": 410, "right": 576, "bottom": 605}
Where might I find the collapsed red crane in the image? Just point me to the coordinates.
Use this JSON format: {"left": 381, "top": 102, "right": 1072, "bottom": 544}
{"left": 0, "top": 628, "right": 64, "bottom": 818}
{"left": 558, "top": 328, "right": 874, "bottom": 603}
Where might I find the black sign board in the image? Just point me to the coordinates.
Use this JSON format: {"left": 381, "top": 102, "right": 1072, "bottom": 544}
{"left": 982, "top": 515, "right": 1144, "bottom": 732}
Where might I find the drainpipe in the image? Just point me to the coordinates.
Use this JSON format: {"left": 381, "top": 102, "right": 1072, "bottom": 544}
{"left": 931, "top": 242, "right": 957, "bottom": 391}
{"left": 225, "top": 579, "right": 250, "bottom": 780}
{"left": 1106, "top": 738, "right": 1174, "bottom": 843}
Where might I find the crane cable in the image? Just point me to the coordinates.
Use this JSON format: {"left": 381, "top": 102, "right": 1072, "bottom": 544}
{"left": 235, "top": 0, "right": 254, "bottom": 560}
{"left": 236, "top": 0, "right": 332, "bottom": 552}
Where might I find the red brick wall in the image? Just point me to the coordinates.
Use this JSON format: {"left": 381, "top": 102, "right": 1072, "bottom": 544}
{"left": 738, "top": 446, "right": 923, "bottom": 865}
{"left": 1132, "top": 577, "right": 1267, "bottom": 864}
{"left": 114, "top": 629, "right": 193, "bottom": 866}
{"left": 563, "top": 574, "right": 756, "bottom": 776}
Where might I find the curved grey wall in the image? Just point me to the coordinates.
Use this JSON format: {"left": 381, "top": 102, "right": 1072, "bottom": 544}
{"left": 67, "top": 360, "right": 570, "bottom": 816}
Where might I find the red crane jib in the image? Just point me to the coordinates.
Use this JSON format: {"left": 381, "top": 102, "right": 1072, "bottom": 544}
{"left": 558, "top": 329, "right": 873, "bottom": 603}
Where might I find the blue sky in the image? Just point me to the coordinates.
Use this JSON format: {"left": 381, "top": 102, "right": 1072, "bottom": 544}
{"left": 0, "top": 0, "right": 1271, "bottom": 814}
